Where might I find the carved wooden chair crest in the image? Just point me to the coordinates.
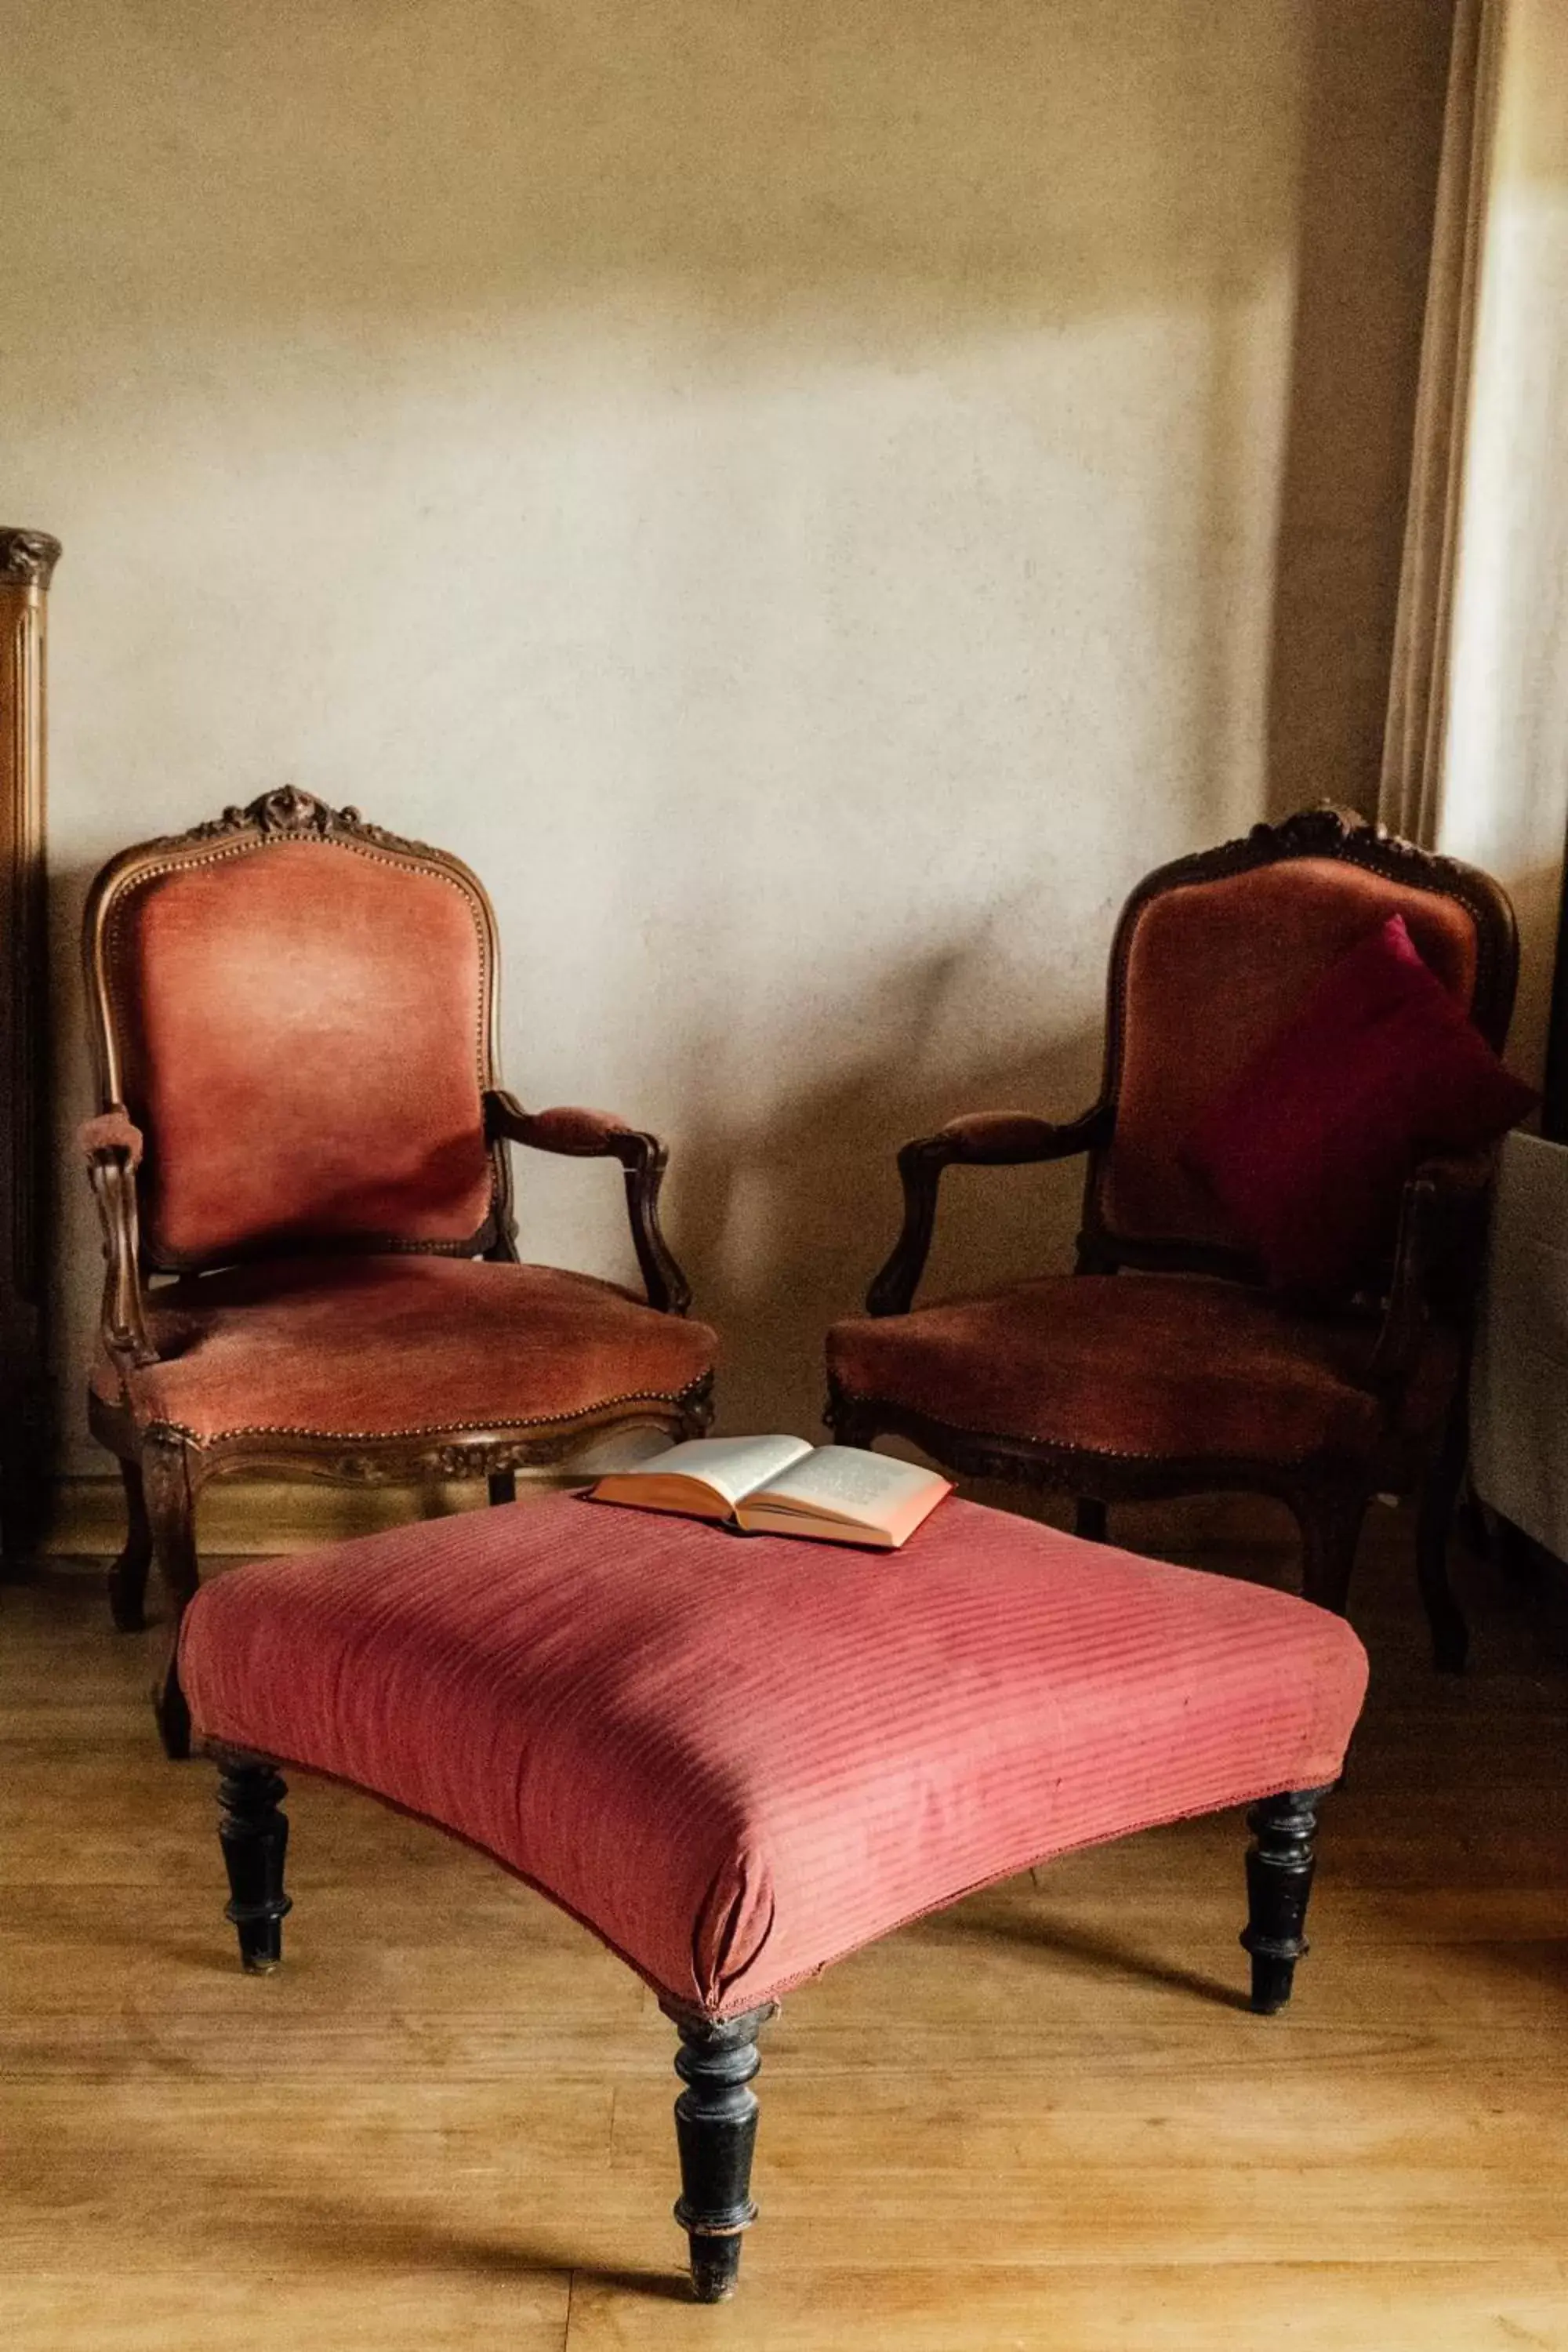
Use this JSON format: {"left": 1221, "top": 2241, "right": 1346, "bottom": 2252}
{"left": 827, "top": 807, "right": 1521, "bottom": 1666}
{"left": 81, "top": 788, "right": 715, "bottom": 1754}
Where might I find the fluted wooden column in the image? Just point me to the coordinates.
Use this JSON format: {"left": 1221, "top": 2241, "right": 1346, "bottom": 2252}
{"left": 0, "top": 528, "right": 61, "bottom": 1566}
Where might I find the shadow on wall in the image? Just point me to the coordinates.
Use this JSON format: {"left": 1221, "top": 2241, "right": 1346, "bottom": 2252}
{"left": 666, "top": 949, "right": 1105, "bottom": 1436}
{"left": 1501, "top": 861, "right": 1568, "bottom": 1116}
{"left": 1266, "top": 0, "right": 1454, "bottom": 820}
{"left": 13, "top": 1, "right": 1305, "bottom": 343}
{"left": 25, "top": 0, "right": 1455, "bottom": 1461}
{"left": 56, "top": 842, "right": 1107, "bottom": 1445}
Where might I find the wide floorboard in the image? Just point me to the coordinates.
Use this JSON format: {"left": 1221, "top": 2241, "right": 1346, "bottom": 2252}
{"left": 4, "top": 1497, "right": 1566, "bottom": 2349}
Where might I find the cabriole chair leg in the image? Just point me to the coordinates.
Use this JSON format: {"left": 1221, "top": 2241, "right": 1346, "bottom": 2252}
{"left": 660, "top": 2001, "right": 775, "bottom": 2301}
{"left": 1417, "top": 1404, "right": 1472, "bottom": 1674}
{"left": 1240, "top": 1784, "right": 1333, "bottom": 2014}
{"left": 107, "top": 1457, "right": 154, "bottom": 1633}
{"left": 216, "top": 1753, "right": 292, "bottom": 1973}
{"left": 143, "top": 1437, "right": 201, "bottom": 1759}
{"left": 1295, "top": 1487, "right": 1369, "bottom": 1620}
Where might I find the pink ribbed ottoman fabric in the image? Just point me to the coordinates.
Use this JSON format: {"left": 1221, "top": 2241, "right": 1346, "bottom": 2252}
{"left": 179, "top": 1494, "right": 1367, "bottom": 2019}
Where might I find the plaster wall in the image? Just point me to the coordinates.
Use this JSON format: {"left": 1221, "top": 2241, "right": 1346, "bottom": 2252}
{"left": 0, "top": 1, "right": 1450, "bottom": 1466}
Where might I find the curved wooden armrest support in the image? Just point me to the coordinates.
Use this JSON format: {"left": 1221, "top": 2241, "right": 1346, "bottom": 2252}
{"left": 1366, "top": 1145, "right": 1498, "bottom": 1387}
{"left": 865, "top": 1103, "right": 1113, "bottom": 1317}
{"left": 80, "top": 1105, "right": 158, "bottom": 1369}
{"left": 79, "top": 1107, "right": 144, "bottom": 1167}
{"left": 483, "top": 1088, "right": 692, "bottom": 1316}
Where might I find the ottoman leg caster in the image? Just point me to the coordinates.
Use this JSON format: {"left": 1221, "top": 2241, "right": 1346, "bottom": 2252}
{"left": 215, "top": 1751, "right": 292, "bottom": 1973}
{"left": 661, "top": 2000, "right": 777, "bottom": 2301}
{"left": 1240, "top": 1784, "right": 1333, "bottom": 2015}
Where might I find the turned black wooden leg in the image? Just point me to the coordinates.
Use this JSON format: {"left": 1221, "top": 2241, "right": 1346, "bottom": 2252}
{"left": 1417, "top": 1400, "right": 1471, "bottom": 1673}
{"left": 487, "top": 1470, "right": 517, "bottom": 1507}
{"left": 143, "top": 1436, "right": 201, "bottom": 1760}
{"left": 216, "top": 1754, "right": 292, "bottom": 1973}
{"left": 107, "top": 1457, "right": 154, "bottom": 1633}
{"left": 1074, "top": 1498, "right": 1108, "bottom": 1543}
{"left": 1294, "top": 1486, "right": 1369, "bottom": 1621}
{"left": 1240, "top": 1785, "right": 1333, "bottom": 2014}
{"left": 659, "top": 2000, "right": 775, "bottom": 2302}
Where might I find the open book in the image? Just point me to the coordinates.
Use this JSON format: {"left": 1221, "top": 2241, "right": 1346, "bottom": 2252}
{"left": 589, "top": 1436, "right": 953, "bottom": 1550}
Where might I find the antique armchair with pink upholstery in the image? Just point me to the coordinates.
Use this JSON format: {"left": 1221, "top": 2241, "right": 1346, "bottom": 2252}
{"left": 827, "top": 808, "right": 1528, "bottom": 1667}
{"left": 80, "top": 787, "right": 716, "bottom": 1756}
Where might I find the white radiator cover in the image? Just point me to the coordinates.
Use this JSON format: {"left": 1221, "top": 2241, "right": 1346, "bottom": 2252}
{"left": 1470, "top": 1130, "right": 1568, "bottom": 1554}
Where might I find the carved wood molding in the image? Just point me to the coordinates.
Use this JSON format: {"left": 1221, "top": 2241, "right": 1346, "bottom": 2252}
{"left": 823, "top": 1381, "right": 1416, "bottom": 1523}
{"left": 1110, "top": 800, "right": 1519, "bottom": 1051}
{"left": 0, "top": 529, "right": 62, "bottom": 590}
{"left": 5, "top": 600, "right": 43, "bottom": 1305}
{"left": 1073, "top": 799, "right": 1522, "bottom": 1276}
{"left": 165, "top": 784, "right": 449, "bottom": 860}
{"left": 0, "top": 528, "right": 60, "bottom": 1559}
{"left": 89, "top": 1371, "right": 717, "bottom": 1492}
{"left": 82, "top": 785, "right": 516, "bottom": 1272}
{"left": 855, "top": 800, "right": 1519, "bottom": 1341}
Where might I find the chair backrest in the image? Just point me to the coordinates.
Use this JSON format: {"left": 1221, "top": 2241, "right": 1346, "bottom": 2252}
{"left": 1081, "top": 806, "right": 1520, "bottom": 1272}
{"left": 83, "top": 788, "right": 507, "bottom": 1272}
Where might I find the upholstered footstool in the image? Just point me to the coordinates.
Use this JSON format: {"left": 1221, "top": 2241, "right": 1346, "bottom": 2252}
{"left": 176, "top": 1492, "right": 1367, "bottom": 2300}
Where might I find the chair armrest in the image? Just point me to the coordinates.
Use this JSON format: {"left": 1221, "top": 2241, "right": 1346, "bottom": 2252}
{"left": 482, "top": 1088, "right": 692, "bottom": 1316}
{"left": 865, "top": 1103, "right": 1113, "bottom": 1316}
{"left": 78, "top": 1107, "right": 158, "bottom": 1369}
{"left": 80, "top": 1107, "right": 144, "bottom": 1167}
{"left": 1365, "top": 1146, "right": 1498, "bottom": 1386}
{"left": 485, "top": 1094, "right": 641, "bottom": 1158}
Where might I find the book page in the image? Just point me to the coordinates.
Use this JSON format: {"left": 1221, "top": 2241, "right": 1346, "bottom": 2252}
{"left": 742, "top": 1446, "right": 951, "bottom": 1534}
{"left": 593, "top": 1433, "right": 813, "bottom": 1513}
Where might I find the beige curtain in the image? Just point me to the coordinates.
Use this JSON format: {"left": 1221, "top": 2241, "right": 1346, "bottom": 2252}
{"left": 1377, "top": 0, "right": 1504, "bottom": 847}
{"left": 1395, "top": 0, "right": 1568, "bottom": 1530}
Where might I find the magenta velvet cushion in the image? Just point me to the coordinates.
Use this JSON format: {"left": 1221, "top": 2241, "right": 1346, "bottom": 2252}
{"left": 1185, "top": 913, "right": 1535, "bottom": 1289}
{"left": 179, "top": 1493, "right": 1367, "bottom": 2020}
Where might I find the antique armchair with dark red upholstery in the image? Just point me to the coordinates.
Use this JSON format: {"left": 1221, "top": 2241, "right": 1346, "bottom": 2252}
{"left": 80, "top": 788, "right": 716, "bottom": 1755}
{"left": 826, "top": 808, "right": 1523, "bottom": 1668}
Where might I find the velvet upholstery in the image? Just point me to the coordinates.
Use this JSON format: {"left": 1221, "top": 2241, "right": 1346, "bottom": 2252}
{"left": 829, "top": 1274, "right": 1457, "bottom": 1471}
{"left": 82, "top": 797, "right": 715, "bottom": 1721}
{"left": 501, "top": 1105, "right": 642, "bottom": 1155}
{"left": 930, "top": 1112, "right": 1080, "bottom": 1161}
{"left": 91, "top": 1255, "right": 717, "bottom": 1442}
{"left": 1100, "top": 858, "right": 1482, "bottom": 1250}
{"left": 1185, "top": 916, "right": 1536, "bottom": 1289}
{"left": 179, "top": 1493, "right": 1368, "bottom": 2019}
{"left": 835, "top": 815, "right": 1519, "bottom": 1671}
{"left": 107, "top": 840, "right": 495, "bottom": 1265}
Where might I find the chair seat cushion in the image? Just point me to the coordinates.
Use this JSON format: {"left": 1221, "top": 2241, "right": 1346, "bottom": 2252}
{"left": 827, "top": 1274, "right": 1457, "bottom": 1469}
{"left": 92, "top": 1255, "right": 716, "bottom": 1443}
{"left": 179, "top": 1492, "right": 1367, "bottom": 2019}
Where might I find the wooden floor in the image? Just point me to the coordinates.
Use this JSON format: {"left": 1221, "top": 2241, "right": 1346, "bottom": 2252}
{"left": 5, "top": 1497, "right": 1568, "bottom": 2350}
